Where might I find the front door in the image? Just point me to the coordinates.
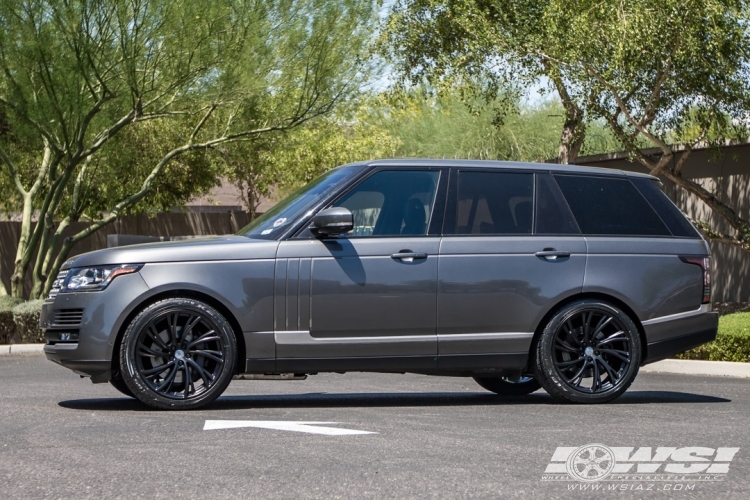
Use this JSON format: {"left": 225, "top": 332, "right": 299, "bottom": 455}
{"left": 275, "top": 168, "right": 445, "bottom": 365}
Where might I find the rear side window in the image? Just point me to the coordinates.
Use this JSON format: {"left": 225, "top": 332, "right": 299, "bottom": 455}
{"left": 630, "top": 177, "right": 700, "bottom": 238}
{"left": 447, "top": 171, "right": 533, "bottom": 234}
{"left": 554, "top": 175, "right": 671, "bottom": 236}
{"left": 535, "top": 173, "right": 580, "bottom": 235}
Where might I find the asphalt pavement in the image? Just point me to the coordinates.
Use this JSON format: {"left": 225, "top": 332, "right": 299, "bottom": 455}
{"left": 1, "top": 354, "right": 749, "bottom": 499}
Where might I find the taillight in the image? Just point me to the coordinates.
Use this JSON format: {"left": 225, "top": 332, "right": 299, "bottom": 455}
{"left": 679, "top": 256, "right": 711, "bottom": 304}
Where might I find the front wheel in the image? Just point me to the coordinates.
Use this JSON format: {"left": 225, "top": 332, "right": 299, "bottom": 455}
{"left": 119, "top": 298, "right": 237, "bottom": 410}
{"left": 534, "top": 300, "right": 641, "bottom": 404}
{"left": 473, "top": 375, "right": 541, "bottom": 396}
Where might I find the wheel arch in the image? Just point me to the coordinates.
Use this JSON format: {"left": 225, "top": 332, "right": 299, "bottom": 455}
{"left": 110, "top": 288, "right": 246, "bottom": 377}
{"left": 525, "top": 292, "right": 648, "bottom": 373}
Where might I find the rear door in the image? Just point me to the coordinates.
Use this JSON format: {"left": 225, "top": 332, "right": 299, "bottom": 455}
{"left": 437, "top": 170, "right": 587, "bottom": 369}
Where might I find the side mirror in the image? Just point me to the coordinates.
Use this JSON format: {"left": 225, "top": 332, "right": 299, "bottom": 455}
{"left": 311, "top": 207, "right": 353, "bottom": 237}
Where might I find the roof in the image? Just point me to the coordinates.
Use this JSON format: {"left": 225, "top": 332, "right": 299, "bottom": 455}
{"left": 361, "top": 158, "right": 657, "bottom": 178}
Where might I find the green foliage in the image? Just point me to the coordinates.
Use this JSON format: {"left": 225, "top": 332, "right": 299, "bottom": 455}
{"left": 366, "top": 86, "right": 603, "bottom": 162}
{"left": 78, "top": 120, "right": 223, "bottom": 218}
{"left": 676, "top": 312, "right": 750, "bottom": 362}
{"left": 11, "top": 299, "right": 44, "bottom": 344}
{"left": 384, "top": 0, "right": 750, "bottom": 254}
{"left": 0, "top": 0, "right": 378, "bottom": 297}
{"left": 0, "top": 296, "right": 23, "bottom": 343}
{"left": 216, "top": 99, "right": 401, "bottom": 216}
{"left": 384, "top": 0, "right": 750, "bottom": 143}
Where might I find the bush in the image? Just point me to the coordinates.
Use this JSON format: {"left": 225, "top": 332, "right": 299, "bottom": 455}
{"left": 12, "top": 300, "right": 45, "bottom": 344}
{"left": 675, "top": 312, "right": 750, "bottom": 362}
{"left": 0, "top": 296, "right": 23, "bottom": 344}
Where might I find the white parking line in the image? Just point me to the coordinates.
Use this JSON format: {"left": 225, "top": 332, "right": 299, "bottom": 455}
{"left": 203, "top": 420, "right": 377, "bottom": 436}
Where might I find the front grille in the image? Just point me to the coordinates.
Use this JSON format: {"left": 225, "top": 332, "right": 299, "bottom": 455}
{"left": 48, "top": 270, "right": 69, "bottom": 300}
{"left": 54, "top": 309, "right": 84, "bottom": 326}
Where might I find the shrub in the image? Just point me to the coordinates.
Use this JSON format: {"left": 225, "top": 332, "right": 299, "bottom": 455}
{"left": 675, "top": 312, "right": 750, "bottom": 362}
{"left": 12, "top": 300, "right": 45, "bottom": 344}
{"left": 0, "top": 296, "right": 23, "bottom": 344}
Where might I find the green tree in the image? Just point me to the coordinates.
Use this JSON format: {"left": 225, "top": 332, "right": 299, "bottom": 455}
{"left": 0, "top": 0, "right": 376, "bottom": 297}
{"left": 384, "top": 0, "right": 750, "bottom": 254}
{"left": 219, "top": 106, "right": 401, "bottom": 219}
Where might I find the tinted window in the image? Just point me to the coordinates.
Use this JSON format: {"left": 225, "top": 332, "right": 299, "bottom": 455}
{"left": 631, "top": 177, "right": 700, "bottom": 238}
{"left": 535, "top": 173, "right": 580, "bottom": 235}
{"left": 448, "top": 171, "right": 533, "bottom": 235}
{"left": 554, "top": 175, "right": 670, "bottom": 236}
{"left": 334, "top": 170, "right": 440, "bottom": 237}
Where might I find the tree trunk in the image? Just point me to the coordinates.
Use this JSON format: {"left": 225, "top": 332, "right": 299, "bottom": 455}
{"left": 558, "top": 112, "right": 584, "bottom": 165}
{"left": 544, "top": 60, "right": 585, "bottom": 164}
{"left": 11, "top": 194, "right": 34, "bottom": 298}
{"left": 0, "top": 260, "right": 7, "bottom": 296}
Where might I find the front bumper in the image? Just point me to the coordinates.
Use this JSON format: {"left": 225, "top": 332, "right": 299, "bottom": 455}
{"left": 642, "top": 305, "right": 719, "bottom": 364}
{"left": 42, "top": 273, "right": 150, "bottom": 382}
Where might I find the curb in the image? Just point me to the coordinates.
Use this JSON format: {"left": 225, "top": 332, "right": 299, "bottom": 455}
{"left": 0, "top": 344, "right": 45, "bottom": 356}
{"left": 641, "top": 359, "right": 750, "bottom": 378}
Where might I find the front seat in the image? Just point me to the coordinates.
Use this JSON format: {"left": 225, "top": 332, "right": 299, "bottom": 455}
{"left": 401, "top": 198, "right": 427, "bottom": 235}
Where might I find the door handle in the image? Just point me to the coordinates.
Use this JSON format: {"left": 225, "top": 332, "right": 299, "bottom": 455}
{"left": 535, "top": 248, "right": 571, "bottom": 260}
{"left": 391, "top": 250, "right": 428, "bottom": 263}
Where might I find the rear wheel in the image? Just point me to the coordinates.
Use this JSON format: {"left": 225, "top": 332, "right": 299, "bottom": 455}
{"left": 119, "top": 298, "right": 237, "bottom": 410}
{"left": 534, "top": 299, "right": 641, "bottom": 404}
{"left": 473, "top": 375, "right": 541, "bottom": 396}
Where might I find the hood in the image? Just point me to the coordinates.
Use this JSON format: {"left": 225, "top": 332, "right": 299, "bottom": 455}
{"left": 62, "top": 236, "right": 279, "bottom": 269}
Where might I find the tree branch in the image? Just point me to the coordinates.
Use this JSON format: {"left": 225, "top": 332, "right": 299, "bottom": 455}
{"left": 0, "top": 143, "right": 28, "bottom": 195}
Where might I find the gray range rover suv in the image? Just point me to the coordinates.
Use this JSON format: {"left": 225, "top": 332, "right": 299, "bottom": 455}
{"left": 43, "top": 160, "right": 718, "bottom": 409}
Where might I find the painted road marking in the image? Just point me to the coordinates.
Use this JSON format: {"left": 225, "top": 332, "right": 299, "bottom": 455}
{"left": 203, "top": 420, "right": 377, "bottom": 436}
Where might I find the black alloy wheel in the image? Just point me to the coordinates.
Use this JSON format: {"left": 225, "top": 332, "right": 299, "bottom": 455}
{"left": 120, "top": 298, "right": 237, "bottom": 410}
{"left": 535, "top": 299, "right": 641, "bottom": 403}
{"left": 473, "top": 375, "right": 542, "bottom": 396}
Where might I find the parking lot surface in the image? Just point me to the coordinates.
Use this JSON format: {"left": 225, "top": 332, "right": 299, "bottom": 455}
{"left": 1, "top": 355, "right": 749, "bottom": 499}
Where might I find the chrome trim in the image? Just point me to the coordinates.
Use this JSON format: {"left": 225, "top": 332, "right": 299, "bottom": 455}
{"left": 641, "top": 304, "right": 712, "bottom": 326}
{"left": 437, "top": 333, "right": 533, "bottom": 341}
{"left": 273, "top": 331, "right": 533, "bottom": 344}
{"left": 274, "top": 331, "right": 435, "bottom": 344}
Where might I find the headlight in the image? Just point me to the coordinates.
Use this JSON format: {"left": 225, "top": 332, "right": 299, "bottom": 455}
{"left": 62, "top": 264, "right": 143, "bottom": 292}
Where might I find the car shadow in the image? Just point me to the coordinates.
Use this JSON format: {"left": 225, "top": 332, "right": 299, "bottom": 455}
{"left": 58, "top": 390, "right": 730, "bottom": 412}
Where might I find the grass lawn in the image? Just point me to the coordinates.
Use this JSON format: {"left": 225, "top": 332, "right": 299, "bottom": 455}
{"left": 675, "top": 312, "right": 750, "bottom": 362}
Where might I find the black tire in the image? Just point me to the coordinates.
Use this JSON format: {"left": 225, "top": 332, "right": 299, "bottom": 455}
{"left": 109, "top": 373, "right": 134, "bottom": 398}
{"left": 119, "top": 298, "right": 237, "bottom": 410}
{"left": 473, "top": 375, "right": 541, "bottom": 396}
{"left": 534, "top": 299, "right": 641, "bottom": 404}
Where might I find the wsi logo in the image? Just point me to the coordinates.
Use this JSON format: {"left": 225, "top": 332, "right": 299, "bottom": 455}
{"left": 543, "top": 444, "right": 739, "bottom": 482}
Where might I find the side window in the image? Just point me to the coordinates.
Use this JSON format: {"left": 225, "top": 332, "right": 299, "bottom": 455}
{"left": 333, "top": 170, "right": 440, "bottom": 237}
{"left": 448, "top": 171, "right": 533, "bottom": 235}
{"left": 535, "top": 173, "right": 580, "bottom": 235}
{"left": 630, "top": 177, "right": 700, "bottom": 238}
{"left": 554, "top": 175, "right": 671, "bottom": 236}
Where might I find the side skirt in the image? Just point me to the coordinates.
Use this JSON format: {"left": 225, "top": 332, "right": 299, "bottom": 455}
{"left": 245, "top": 353, "right": 529, "bottom": 375}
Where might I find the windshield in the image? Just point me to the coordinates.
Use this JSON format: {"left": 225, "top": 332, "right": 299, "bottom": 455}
{"left": 237, "top": 165, "right": 362, "bottom": 239}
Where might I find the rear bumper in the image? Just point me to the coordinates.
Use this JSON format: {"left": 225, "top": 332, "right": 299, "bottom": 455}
{"left": 642, "top": 306, "right": 718, "bottom": 364}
